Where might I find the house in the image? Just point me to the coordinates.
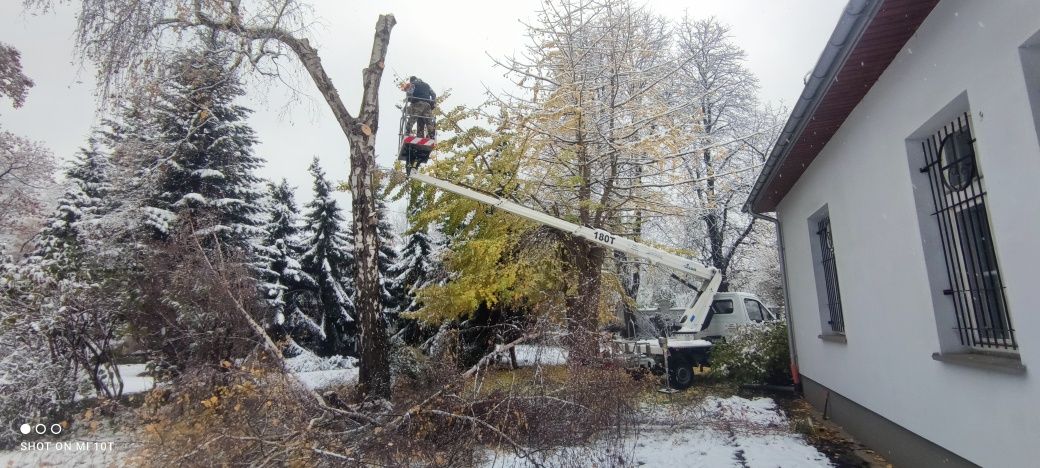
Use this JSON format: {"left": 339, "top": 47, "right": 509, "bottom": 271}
{"left": 746, "top": 0, "right": 1040, "bottom": 466}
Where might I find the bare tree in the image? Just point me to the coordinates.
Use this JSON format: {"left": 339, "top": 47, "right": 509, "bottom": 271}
{"left": 0, "top": 42, "right": 34, "bottom": 108}
{"left": 0, "top": 130, "right": 56, "bottom": 250}
{"left": 669, "top": 15, "right": 776, "bottom": 292}
{"left": 25, "top": 0, "right": 397, "bottom": 398}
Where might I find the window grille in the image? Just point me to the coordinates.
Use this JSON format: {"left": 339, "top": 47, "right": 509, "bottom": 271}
{"left": 817, "top": 217, "right": 845, "bottom": 334}
{"left": 919, "top": 113, "right": 1016, "bottom": 350}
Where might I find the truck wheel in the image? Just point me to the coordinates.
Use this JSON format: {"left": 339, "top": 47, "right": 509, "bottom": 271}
{"left": 667, "top": 357, "right": 694, "bottom": 389}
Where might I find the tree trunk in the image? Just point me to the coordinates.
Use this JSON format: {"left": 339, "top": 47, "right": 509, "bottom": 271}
{"left": 252, "top": 12, "right": 397, "bottom": 398}
{"left": 347, "top": 14, "right": 396, "bottom": 400}
{"left": 564, "top": 237, "right": 605, "bottom": 360}
{"left": 704, "top": 212, "right": 730, "bottom": 292}
{"left": 701, "top": 139, "right": 731, "bottom": 292}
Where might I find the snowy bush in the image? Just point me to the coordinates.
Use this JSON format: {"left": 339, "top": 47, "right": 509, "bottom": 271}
{"left": 710, "top": 320, "right": 791, "bottom": 385}
{"left": 0, "top": 341, "right": 78, "bottom": 448}
{"left": 128, "top": 230, "right": 264, "bottom": 372}
{"left": 389, "top": 345, "right": 437, "bottom": 389}
{"left": 0, "top": 270, "right": 78, "bottom": 447}
{"left": 0, "top": 254, "right": 125, "bottom": 445}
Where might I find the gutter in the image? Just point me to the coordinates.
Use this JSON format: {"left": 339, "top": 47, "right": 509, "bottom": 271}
{"left": 743, "top": 1, "right": 882, "bottom": 378}
{"left": 745, "top": 0, "right": 883, "bottom": 214}
{"left": 750, "top": 211, "right": 799, "bottom": 389}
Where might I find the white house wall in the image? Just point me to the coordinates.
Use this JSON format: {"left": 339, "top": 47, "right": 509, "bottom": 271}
{"left": 776, "top": 0, "right": 1040, "bottom": 466}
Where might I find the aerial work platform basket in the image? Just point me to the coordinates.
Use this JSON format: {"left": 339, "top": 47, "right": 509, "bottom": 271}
{"left": 397, "top": 100, "right": 436, "bottom": 174}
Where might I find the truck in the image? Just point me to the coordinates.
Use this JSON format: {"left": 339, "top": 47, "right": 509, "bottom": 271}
{"left": 619, "top": 291, "right": 779, "bottom": 388}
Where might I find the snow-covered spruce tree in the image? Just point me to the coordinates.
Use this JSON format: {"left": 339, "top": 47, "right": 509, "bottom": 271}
{"left": 384, "top": 187, "right": 444, "bottom": 347}
{"left": 141, "top": 41, "right": 265, "bottom": 253}
{"left": 256, "top": 178, "right": 318, "bottom": 353}
{"left": 300, "top": 158, "right": 357, "bottom": 356}
{"left": 96, "top": 41, "right": 270, "bottom": 373}
{"left": 389, "top": 187, "right": 437, "bottom": 316}
{"left": 25, "top": 138, "right": 113, "bottom": 277}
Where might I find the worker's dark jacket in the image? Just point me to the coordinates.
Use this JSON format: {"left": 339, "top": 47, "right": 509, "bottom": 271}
{"left": 407, "top": 80, "right": 436, "bottom": 104}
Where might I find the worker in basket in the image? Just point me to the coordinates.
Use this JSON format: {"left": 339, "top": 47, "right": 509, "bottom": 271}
{"left": 400, "top": 76, "right": 436, "bottom": 139}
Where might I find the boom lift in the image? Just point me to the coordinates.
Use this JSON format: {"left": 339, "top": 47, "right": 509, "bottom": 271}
{"left": 407, "top": 171, "right": 721, "bottom": 333}
{"left": 404, "top": 170, "right": 769, "bottom": 389}
{"left": 395, "top": 98, "right": 770, "bottom": 389}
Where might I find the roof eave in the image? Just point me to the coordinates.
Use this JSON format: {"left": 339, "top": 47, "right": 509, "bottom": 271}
{"left": 746, "top": 0, "right": 882, "bottom": 215}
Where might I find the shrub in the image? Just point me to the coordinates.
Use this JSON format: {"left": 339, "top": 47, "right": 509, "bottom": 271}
{"left": 0, "top": 341, "right": 77, "bottom": 448}
{"left": 710, "top": 320, "right": 791, "bottom": 385}
{"left": 127, "top": 230, "right": 263, "bottom": 374}
{"left": 134, "top": 362, "right": 327, "bottom": 466}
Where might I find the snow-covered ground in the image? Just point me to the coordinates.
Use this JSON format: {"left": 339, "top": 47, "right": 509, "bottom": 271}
{"left": 511, "top": 345, "right": 568, "bottom": 367}
{"left": 118, "top": 363, "right": 154, "bottom": 395}
{"left": 295, "top": 367, "right": 359, "bottom": 390}
{"left": 285, "top": 349, "right": 360, "bottom": 390}
{"left": 484, "top": 396, "right": 831, "bottom": 468}
{"left": 113, "top": 351, "right": 361, "bottom": 395}
{"left": 110, "top": 354, "right": 358, "bottom": 397}
{"left": 70, "top": 364, "right": 154, "bottom": 400}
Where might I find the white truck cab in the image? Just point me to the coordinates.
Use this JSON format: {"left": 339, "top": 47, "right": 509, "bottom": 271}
{"left": 641, "top": 292, "right": 777, "bottom": 342}
{"left": 696, "top": 292, "right": 777, "bottom": 342}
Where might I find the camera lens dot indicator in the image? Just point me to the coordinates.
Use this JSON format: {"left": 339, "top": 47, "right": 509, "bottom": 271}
{"left": 34, "top": 424, "right": 46, "bottom": 435}
{"left": 19, "top": 424, "right": 30, "bottom": 434}
{"left": 50, "top": 424, "right": 62, "bottom": 435}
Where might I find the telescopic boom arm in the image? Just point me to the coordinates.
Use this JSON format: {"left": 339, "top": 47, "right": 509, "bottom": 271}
{"left": 408, "top": 171, "right": 722, "bottom": 335}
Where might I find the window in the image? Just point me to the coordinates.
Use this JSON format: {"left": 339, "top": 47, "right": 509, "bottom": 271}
{"left": 744, "top": 299, "right": 766, "bottom": 322}
{"left": 816, "top": 217, "right": 845, "bottom": 334}
{"left": 711, "top": 299, "right": 734, "bottom": 315}
{"left": 919, "top": 113, "right": 1016, "bottom": 351}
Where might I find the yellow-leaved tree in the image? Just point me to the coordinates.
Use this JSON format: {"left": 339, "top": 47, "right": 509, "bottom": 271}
{"left": 394, "top": 104, "right": 567, "bottom": 330}
{"left": 488, "top": 0, "right": 690, "bottom": 358}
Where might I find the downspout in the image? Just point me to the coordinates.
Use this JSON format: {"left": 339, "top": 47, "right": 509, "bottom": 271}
{"left": 751, "top": 211, "right": 801, "bottom": 391}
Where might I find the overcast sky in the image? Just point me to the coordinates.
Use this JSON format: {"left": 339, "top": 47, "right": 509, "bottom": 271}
{"left": 0, "top": 0, "right": 846, "bottom": 218}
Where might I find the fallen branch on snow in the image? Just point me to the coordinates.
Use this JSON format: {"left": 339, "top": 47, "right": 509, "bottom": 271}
{"left": 463, "top": 332, "right": 544, "bottom": 378}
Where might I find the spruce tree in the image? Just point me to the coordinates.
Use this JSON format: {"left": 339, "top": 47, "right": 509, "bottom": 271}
{"left": 141, "top": 41, "right": 265, "bottom": 252}
{"left": 256, "top": 179, "right": 316, "bottom": 350}
{"left": 389, "top": 188, "right": 437, "bottom": 315}
{"left": 27, "top": 138, "right": 113, "bottom": 276}
{"left": 300, "top": 158, "right": 356, "bottom": 356}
